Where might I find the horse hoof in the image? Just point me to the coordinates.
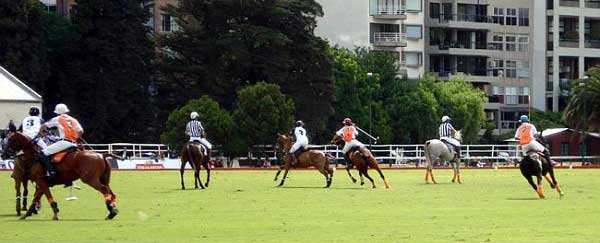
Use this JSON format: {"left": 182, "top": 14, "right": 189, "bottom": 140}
{"left": 204, "top": 183, "right": 209, "bottom": 187}
{"left": 53, "top": 216, "right": 59, "bottom": 220}
{"left": 351, "top": 178, "right": 357, "bottom": 183}
{"left": 106, "top": 209, "right": 119, "bottom": 220}
{"left": 22, "top": 206, "right": 27, "bottom": 211}
{"left": 451, "top": 179, "right": 455, "bottom": 183}
{"left": 19, "top": 215, "right": 27, "bottom": 220}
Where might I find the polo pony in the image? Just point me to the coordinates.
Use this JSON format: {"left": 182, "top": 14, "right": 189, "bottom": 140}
{"left": 519, "top": 149, "right": 564, "bottom": 199}
{"left": 423, "top": 130, "right": 463, "bottom": 184}
{"left": 1, "top": 140, "right": 29, "bottom": 216}
{"left": 330, "top": 135, "right": 389, "bottom": 189}
{"left": 1, "top": 132, "right": 118, "bottom": 220}
{"left": 180, "top": 142, "right": 211, "bottom": 190}
{"left": 274, "top": 134, "right": 334, "bottom": 187}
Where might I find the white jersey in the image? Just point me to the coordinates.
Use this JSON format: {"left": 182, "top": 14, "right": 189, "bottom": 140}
{"left": 292, "top": 127, "right": 308, "bottom": 142}
{"left": 21, "top": 116, "right": 43, "bottom": 139}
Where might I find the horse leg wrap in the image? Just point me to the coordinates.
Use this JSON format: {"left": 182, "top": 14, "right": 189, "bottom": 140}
{"left": 537, "top": 184, "right": 545, "bottom": 199}
{"left": 16, "top": 198, "right": 21, "bottom": 215}
{"left": 457, "top": 174, "right": 462, "bottom": 183}
{"left": 23, "top": 196, "right": 27, "bottom": 210}
{"left": 50, "top": 202, "right": 59, "bottom": 213}
{"left": 104, "top": 194, "right": 113, "bottom": 202}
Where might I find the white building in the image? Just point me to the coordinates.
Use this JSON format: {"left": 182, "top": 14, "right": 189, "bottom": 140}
{"left": 0, "top": 66, "right": 43, "bottom": 130}
{"left": 532, "top": 0, "right": 600, "bottom": 112}
{"left": 315, "top": 0, "right": 426, "bottom": 79}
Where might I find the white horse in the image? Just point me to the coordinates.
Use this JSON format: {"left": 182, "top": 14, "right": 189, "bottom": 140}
{"left": 423, "top": 131, "right": 463, "bottom": 184}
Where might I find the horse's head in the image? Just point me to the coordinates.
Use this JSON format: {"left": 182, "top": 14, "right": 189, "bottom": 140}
{"left": 276, "top": 133, "right": 293, "bottom": 152}
{"left": 454, "top": 130, "right": 463, "bottom": 142}
{"left": 330, "top": 134, "right": 344, "bottom": 146}
{"left": 1, "top": 132, "right": 31, "bottom": 160}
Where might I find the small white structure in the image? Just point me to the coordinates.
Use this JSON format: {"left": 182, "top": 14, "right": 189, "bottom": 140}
{"left": 0, "top": 65, "right": 42, "bottom": 130}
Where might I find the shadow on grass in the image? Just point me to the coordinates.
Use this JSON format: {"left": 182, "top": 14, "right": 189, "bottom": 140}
{"left": 277, "top": 186, "right": 364, "bottom": 190}
{"left": 506, "top": 197, "right": 540, "bottom": 201}
{"left": 0, "top": 213, "right": 18, "bottom": 218}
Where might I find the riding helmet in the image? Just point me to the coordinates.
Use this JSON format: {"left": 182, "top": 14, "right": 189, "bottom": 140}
{"left": 343, "top": 118, "right": 352, "bottom": 125}
{"left": 295, "top": 120, "right": 304, "bottom": 127}
{"left": 520, "top": 115, "right": 529, "bottom": 123}
{"left": 29, "top": 106, "right": 40, "bottom": 116}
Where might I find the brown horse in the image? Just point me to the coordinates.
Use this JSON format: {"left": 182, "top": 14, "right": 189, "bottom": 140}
{"left": 180, "top": 142, "right": 210, "bottom": 190}
{"left": 11, "top": 157, "right": 30, "bottom": 216}
{"left": 330, "top": 135, "right": 389, "bottom": 189}
{"left": 1, "top": 132, "right": 118, "bottom": 220}
{"left": 274, "top": 134, "right": 334, "bottom": 187}
{"left": 2, "top": 138, "right": 30, "bottom": 216}
{"left": 519, "top": 151, "right": 564, "bottom": 199}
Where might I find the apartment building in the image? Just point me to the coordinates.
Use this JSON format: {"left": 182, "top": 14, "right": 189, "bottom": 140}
{"left": 315, "top": 0, "right": 426, "bottom": 79}
{"left": 424, "top": 0, "right": 534, "bottom": 132}
{"left": 533, "top": 0, "right": 600, "bottom": 112}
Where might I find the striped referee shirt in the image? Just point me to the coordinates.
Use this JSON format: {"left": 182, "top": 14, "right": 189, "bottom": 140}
{"left": 186, "top": 120, "right": 204, "bottom": 137}
{"left": 439, "top": 122, "right": 454, "bottom": 138}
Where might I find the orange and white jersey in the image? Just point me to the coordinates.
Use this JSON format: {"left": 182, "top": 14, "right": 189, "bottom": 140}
{"left": 336, "top": 125, "right": 358, "bottom": 142}
{"left": 515, "top": 123, "right": 538, "bottom": 145}
{"left": 45, "top": 114, "right": 84, "bottom": 142}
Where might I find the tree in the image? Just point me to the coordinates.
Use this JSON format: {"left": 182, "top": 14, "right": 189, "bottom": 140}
{"left": 233, "top": 82, "right": 294, "bottom": 148}
{"left": 0, "top": 0, "right": 49, "bottom": 92}
{"left": 563, "top": 67, "right": 600, "bottom": 132}
{"left": 388, "top": 77, "right": 440, "bottom": 143}
{"left": 157, "top": 0, "right": 333, "bottom": 142}
{"left": 530, "top": 110, "right": 565, "bottom": 131}
{"left": 57, "top": 0, "right": 155, "bottom": 142}
{"left": 161, "top": 95, "right": 235, "bottom": 154}
{"left": 328, "top": 47, "right": 395, "bottom": 143}
{"left": 435, "top": 78, "right": 487, "bottom": 143}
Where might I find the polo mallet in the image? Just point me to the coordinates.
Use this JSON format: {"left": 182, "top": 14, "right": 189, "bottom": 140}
{"left": 355, "top": 125, "right": 380, "bottom": 144}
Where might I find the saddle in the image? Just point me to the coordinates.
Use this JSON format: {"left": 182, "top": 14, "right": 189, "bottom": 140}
{"left": 51, "top": 147, "right": 78, "bottom": 163}
{"left": 442, "top": 141, "right": 456, "bottom": 154}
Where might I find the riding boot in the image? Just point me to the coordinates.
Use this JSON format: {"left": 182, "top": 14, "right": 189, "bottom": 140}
{"left": 344, "top": 153, "right": 352, "bottom": 169}
{"left": 543, "top": 149, "right": 555, "bottom": 166}
{"left": 36, "top": 152, "right": 56, "bottom": 181}
{"left": 291, "top": 153, "right": 298, "bottom": 167}
{"left": 454, "top": 145, "right": 461, "bottom": 161}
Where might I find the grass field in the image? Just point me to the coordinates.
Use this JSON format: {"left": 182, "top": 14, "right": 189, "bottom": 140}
{"left": 1, "top": 169, "right": 599, "bottom": 242}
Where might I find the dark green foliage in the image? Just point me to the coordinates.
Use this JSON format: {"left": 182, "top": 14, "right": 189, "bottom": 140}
{"left": 0, "top": 0, "right": 48, "bottom": 92}
{"left": 233, "top": 82, "right": 294, "bottom": 147}
{"left": 530, "top": 110, "right": 565, "bottom": 131}
{"left": 157, "top": 0, "right": 333, "bottom": 142}
{"left": 56, "top": 0, "right": 155, "bottom": 142}
{"left": 564, "top": 67, "right": 600, "bottom": 132}
{"left": 161, "top": 95, "right": 235, "bottom": 154}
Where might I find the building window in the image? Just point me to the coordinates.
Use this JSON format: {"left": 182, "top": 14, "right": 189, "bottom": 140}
{"left": 518, "top": 8, "right": 529, "bottom": 26}
{"left": 405, "top": 25, "right": 422, "bottom": 39}
{"left": 506, "top": 8, "right": 517, "bottom": 25}
{"left": 403, "top": 52, "right": 423, "bottom": 67}
{"left": 506, "top": 60, "right": 517, "bottom": 78}
{"left": 430, "top": 3, "right": 440, "bottom": 19}
{"left": 493, "top": 7, "right": 505, "bottom": 25}
{"left": 518, "top": 87, "right": 530, "bottom": 104}
{"left": 560, "top": 142, "right": 569, "bottom": 156}
{"left": 506, "top": 35, "right": 517, "bottom": 51}
{"left": 491, "top": 59, "right": 504, "bottom": 77}
{"left": 579, "top": 143, "right": 587, "bottom": 156}
{"left": 517, "top": 60, "right": 530, "bottom": 78}
{"left": 161, "top": 14, "right": 172, "bottom": 32}
{"left": 505, "top": 87, "right": 518, "bottom": 105}
{"left": 406, "top": 0, "right": 422, "bottom": 12}
{"left": 490, "top": 34, "right": 504, "bottom": 50}
{"left": 518, "top": 36, "right": 529, "bottom": 52}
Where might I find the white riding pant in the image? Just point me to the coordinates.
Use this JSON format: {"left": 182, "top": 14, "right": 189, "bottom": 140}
{"left": 521, "top": 140, "right": 545, "bottom": 156}
{"left": 190, "top": 137, "right": 212, "bottom": 149}
{"left": 289, "top": 138, "right": 308, "bottom": 154}
{"left": 43, "top": 140, "right": 76, "bottom": 156}
{"left": 440, "top": 137, "right": 461, "bottom": 147}
{"left": 23, "top": 134, "right": 47, "bottom": 150}
{"left": 342, "top": 139, "right": 365, "bottom": 154}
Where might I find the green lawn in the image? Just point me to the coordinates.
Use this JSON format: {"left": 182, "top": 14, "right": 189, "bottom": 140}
{"left": 1, "top": 169, "right": 599, "bottom": 243}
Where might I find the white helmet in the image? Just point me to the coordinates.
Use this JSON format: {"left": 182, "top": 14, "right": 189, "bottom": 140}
{"left": 54, "top": 103, "right": 70, "bottom": 114}
{"left": 190, "top": 111, "right": 199, "bottom": 119}
{"left": 441, "top": 115, "right": 451, "bottom": 123}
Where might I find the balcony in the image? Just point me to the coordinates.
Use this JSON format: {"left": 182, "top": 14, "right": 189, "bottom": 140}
{"left": 585, "top": 40, "right": 600, "bottom": 48}
{"left": 371, "top": 6, "right": 407, "bottom": 20}
{"left": 432, "top": 14, "right": 499, "bottom": 30}
{"left": 586, "top": 0, "right": 600, "bottom": 8}
{"left": 373, "top": 32, "right": 407, "bottom": 47}
{"left": 560, "top": 0, "right": 580, "bottom": 7}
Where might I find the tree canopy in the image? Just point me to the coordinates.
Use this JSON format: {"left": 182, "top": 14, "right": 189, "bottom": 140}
{"left": 563, "top": 67, "right": 600, "bottom": 132}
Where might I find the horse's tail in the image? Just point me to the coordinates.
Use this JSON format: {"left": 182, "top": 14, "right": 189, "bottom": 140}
{"left": 187, "top": 143, "right": 198, "bottom": 170}
{"left": 424, "top": 141, "right": 432, "bottom": 165}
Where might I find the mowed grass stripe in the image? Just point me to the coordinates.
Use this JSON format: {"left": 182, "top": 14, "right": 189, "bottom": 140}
{"left": 1, "top": 170, "right": 599, "bottom": 243}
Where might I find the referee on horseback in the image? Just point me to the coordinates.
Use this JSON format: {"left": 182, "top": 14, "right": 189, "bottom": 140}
{"left": 185, "top": 112, "right": 212, "bottom": 158}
